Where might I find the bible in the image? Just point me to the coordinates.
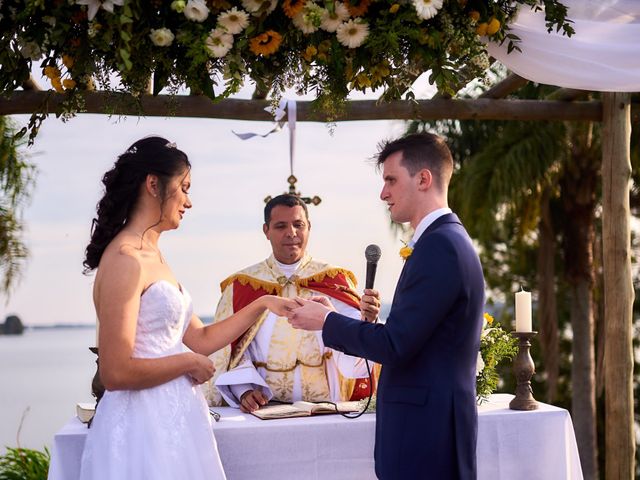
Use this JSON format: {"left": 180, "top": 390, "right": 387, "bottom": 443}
{"left": 251, "top": 401, "right": 361, "bottom": 420}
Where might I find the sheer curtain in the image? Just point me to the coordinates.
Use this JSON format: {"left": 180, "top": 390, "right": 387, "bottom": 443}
{"left": 487, "top": 0, "right": 640, "bottom": 91}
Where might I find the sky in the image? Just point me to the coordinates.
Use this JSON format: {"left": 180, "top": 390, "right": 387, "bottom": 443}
{"left": 2, "top": 99, "right": 417, "bottom": 326}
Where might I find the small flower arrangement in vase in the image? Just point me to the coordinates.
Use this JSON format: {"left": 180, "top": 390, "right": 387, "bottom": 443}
{"left": 476, "top": 313, "right": 518, "bottom": 404}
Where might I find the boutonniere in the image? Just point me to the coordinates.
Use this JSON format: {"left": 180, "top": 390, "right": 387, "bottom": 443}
{"left": 399, "top": 242, "right": 413, "bottom": 261}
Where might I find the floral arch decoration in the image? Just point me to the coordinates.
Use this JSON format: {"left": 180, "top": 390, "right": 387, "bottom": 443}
{"left": 0, "top": 0, "right": 571, "bottom": 141}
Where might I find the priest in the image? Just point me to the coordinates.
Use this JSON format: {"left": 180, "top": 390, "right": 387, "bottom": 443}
{"left": 204, "top": 194, "right": 377, "bottom": 411}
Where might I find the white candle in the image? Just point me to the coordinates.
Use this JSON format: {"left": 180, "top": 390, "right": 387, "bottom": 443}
{"left": 515, "top": 290, "right": 532, "bottom": 332}
{"left": 95, "top": 319, "right": 100, "bottom": 348}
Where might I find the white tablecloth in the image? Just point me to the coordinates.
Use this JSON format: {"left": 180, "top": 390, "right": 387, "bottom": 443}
{"left": 48, "top": 394, "right": 582, "bottom": 480}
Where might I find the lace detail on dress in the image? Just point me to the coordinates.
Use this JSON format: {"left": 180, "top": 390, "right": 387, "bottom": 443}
{"left": 79, "top": 281, "right": 225, "bottom": 480}
{"left": 133, "top": 281, "right": 190, "bottom": 358}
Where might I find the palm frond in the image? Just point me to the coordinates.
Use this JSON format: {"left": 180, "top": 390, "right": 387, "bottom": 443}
{"left": 451, "top": 119, "right": 567, "bottom": 241}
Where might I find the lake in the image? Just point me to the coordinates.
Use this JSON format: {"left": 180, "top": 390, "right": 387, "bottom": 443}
{"left": 0, "top": 327, "right": 96, "bottom": 454}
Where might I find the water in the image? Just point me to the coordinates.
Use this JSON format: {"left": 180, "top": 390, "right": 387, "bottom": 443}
{"left": 0, "top": 327, "right": 96, "bottom": 453}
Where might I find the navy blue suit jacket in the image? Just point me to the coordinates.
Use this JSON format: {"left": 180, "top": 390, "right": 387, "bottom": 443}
{"left": 323, "top": 213, "right": 484, "bottom": 479}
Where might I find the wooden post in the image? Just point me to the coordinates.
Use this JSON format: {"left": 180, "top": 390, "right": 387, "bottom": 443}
{"left": 601, "top": 92, "right": 635, "bottom": 479}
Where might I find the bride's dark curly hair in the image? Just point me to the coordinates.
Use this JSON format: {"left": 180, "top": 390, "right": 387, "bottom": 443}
{"left": 83, "top": 136, "right": 190, "bottom": 273}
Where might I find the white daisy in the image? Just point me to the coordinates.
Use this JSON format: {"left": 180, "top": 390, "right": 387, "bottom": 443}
{"left": 320, "top": 1, "right": 349, "bottom": 33}
{"left": 241, "top": 0, "right": 277, "bottom": 15}
{"left": 217, "top": 7, "right": 250, "bottom": 35}
{"left": 184, "top": 0, "right": 210, "bottom": 22}
{"left": 412, "top": 0, "right": 443, "bottom": 20}
{"left": 336, "top": 19, "right": 369, "bottom": 49}
{"left": 205, "top": 28, "right": 234, "bottom": 58}
{"left": 75, "top": 0, "right": 124, "bottom": 21}
{"left": 149, "top": 28, "right": 175, "bottom": 47}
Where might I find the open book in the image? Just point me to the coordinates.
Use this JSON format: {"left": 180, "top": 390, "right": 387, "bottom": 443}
{"left": 251, "top": 401, "right": 361, "bottom": 420}
{"left": 76, "top": 402, "right": 96, "bottom": 423}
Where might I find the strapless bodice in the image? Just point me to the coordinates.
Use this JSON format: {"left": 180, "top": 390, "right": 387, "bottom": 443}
{"left": 133, "top": 281, "right": 193, "bottom": 358}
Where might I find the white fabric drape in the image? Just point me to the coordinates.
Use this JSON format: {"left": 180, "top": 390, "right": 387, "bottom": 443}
{"left": 487, "top": 0, "right": 640, "bottom": 91}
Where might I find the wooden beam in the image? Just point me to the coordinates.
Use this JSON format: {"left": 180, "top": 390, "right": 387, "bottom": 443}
{"left": 0, "top": 91, "right": 616, "bottom": 122}
{"left": 601, "top": 92, "right": 635, "bottom": 479}
{"left": 546, "top": 87, "right": 590, "bottom": 102}
{"left": 479, "top": 73, "right": 528, "bottom": 99}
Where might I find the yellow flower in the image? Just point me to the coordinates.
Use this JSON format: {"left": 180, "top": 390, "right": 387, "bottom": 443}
{"left": 249, "top": 30, "right": 282, "bottom": 56}
{"left": 370, "top": 61, "right": 391, "bottom": 84}
{"left": 302, "top": 45, "right": 317, "bottom": 62}
{"left": 355, "top": 72, "right": 371, "bottom": 89}
{"left": 487, "top": 17, "right": 501, "bottom": 35}
{"left": 50, "top": 77, "right": 64, "bottom": 93}
{"left": 282, "top": 0, "right": 305, "bottom": 18}
{"left": 483, "top": 312, "right": 494, "bottom": 325}
{"left": 399, "top": 246, "right": 413, "bottom": 260}
{"left": 389, "top": 3, "right": 399, "bottom": 13}
{"left": 62, "top": 55, "right": 75, "bottom": 69}
{"left": 344, "top": 0, "right": 370, "bottom": 17}
{"left": 44, "top": 66, "right": 61, "bottom": 80}
{"left": 63, "top": 78, "right": 76, "bottom": 90}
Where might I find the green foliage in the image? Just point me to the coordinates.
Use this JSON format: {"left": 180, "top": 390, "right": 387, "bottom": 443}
{"left": 0, "top": 447, "right": 50, "bottom": 480}
{"left": 476, "top": 316, "right": 518, "bottom": 402}
{"left": 0, "top": 0, "right": 572, "bottom": 141}
{"left": 0, "top": 117, "right": 36, "bottom": 296}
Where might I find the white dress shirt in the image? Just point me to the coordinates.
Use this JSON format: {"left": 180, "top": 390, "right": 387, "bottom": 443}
{"left": 409, "top": 207, "right": 452, "bottom": 247}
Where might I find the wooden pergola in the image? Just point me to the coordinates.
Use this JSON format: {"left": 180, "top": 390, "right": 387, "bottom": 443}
{"left": 1, "top": 73, "right": 637, "bottom": 478}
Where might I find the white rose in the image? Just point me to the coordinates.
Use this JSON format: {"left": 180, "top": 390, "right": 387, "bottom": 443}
{"left": 476, "top": 352, "right": 485, "bottom": 376}
{"left": 149, "top": 28, "right": 175, "bottom": 47}
{"left": 184, "top": 0, "right": 209, "bottom": 22}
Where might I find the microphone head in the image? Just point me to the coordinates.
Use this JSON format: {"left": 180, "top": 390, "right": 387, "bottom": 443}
{"left": 365, "top": 244, "right": 382, "bottom": 264}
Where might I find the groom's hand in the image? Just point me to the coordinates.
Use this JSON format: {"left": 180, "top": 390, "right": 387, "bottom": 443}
{"left": 360, "top": 289, "right": 381, "bottom": 323}
{"left": 287, "top": 297, "right": 332, "bottom": 331}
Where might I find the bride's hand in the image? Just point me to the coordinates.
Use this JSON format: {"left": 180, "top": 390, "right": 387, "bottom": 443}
{"left": 187, "top": 353, "right": 215, "bottom": 385}
{"left": 262, "top": 295, "right": 297, "bottom": 317}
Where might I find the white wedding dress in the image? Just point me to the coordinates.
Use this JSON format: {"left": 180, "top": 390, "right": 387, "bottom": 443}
{"left": 79, "top": 281, "right": 226, "bottom": 480}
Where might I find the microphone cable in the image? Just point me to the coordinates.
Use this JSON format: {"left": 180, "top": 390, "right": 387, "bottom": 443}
{"left": 323, "top": 356, "right": 374, "bottom": 419}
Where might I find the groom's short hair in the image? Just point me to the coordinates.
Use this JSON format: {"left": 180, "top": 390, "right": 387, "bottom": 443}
{"left": 376, "top": 132, "right": 454, "bottom": 190}
{"left": 264, "top": 194, "right": 310, "bottom": 224}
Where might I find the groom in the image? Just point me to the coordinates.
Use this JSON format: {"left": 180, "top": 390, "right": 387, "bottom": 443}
{"left": 288, "top": 132, "right": 485, "bottom": 479}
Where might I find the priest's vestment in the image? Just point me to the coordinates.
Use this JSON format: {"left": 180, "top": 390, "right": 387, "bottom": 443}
{"left": 204, "top": 255, "right": 375, "bottom": 407}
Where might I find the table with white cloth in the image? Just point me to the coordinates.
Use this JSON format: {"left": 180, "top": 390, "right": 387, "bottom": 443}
{"left": 47, "top": 393, "right": 582, "bottom": 480}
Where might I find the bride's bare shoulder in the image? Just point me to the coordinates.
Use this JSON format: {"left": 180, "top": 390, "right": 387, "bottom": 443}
{"left": 95, "top": 237, "right": 145, "bottom": 289}
{"left": 100, "top": 232, "right": 144, "bottom": 262}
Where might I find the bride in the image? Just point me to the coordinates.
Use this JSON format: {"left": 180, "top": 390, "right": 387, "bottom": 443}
{"left": 79, "top": 136, "right": 293, "bottom": 479}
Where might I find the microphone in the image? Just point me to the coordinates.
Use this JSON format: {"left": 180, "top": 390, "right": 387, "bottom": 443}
{"left": 365, "top": 244, "right": 382, "bottom": 290}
